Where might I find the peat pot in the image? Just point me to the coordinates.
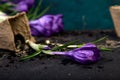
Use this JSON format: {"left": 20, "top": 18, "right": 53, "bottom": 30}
{"left": 110, "top": 6, "right": 120, "bottom": 37}
{"left": 0, "top": 12, "right": 34, "bottom": 52}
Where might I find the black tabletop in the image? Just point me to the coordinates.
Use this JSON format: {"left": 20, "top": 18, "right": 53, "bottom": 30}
{"left": 0, "top": 31, "right": 120, "bottom": 80}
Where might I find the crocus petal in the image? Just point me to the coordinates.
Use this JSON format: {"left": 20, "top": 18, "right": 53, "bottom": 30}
{"left": 43, "top": 46, "right": 51, "bottom": 50}
{"left": 30, "top": 25, "right": 45, "bottom": 36}
{"left": 25, "top": 0, "right": 35, "bottom": 7}
{"left": 29, "top": 14, "right": 64, "bottom": 36}
{"left": 39, "top": 15, "right": 53, "bottom": 29}
{"left": 52, "top": 14, "right": 63, "bottom": 33}
{"left": 14, "top": 1, "right": 28, "bottom": 12}
{"left": 71, "top": 50, "right": 96, "bottom": 63}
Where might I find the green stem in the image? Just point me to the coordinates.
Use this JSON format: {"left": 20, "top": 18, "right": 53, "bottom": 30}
{"left": 26, "top": 40, "right": 48, "bottom": 52}
{"left": 69, "top": 44, "right": 112, "bottom": 51}
{"left": 76, "top": 36, "right": 108, "bottom": 48}
{"left": 42, "top": 50, "right": 53, "bottom": 55}
{"left": 99, "top": 47, "right": 112, "bottom": 51}
{"left": 51, "top": 40, "right": 79, "bottom": 51}
{"left": 92, "top": 36, "right": 108, "bottom": 44}
{"left": 20, "top": 51, "right": 41, "bottom": 60}
{"left": 35, "top": 6, "right": 50, "bottom": 19}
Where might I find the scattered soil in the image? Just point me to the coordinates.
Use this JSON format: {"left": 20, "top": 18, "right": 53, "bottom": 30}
{"left": 0, "top": 30, "right": 120, "bottom": 80}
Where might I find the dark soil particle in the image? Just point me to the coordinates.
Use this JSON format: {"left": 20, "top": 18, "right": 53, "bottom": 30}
{"left": 97, "top": 65, "right": 104, "bottom": 69}
{"left": 44, "top": 66, "right": 48, "bottom": 69}
{"left": 5, "top": 64, "right": 9, "bottom": 67}
{"left": 82, "top": 65, "right": 93, "bottom": 69}
{"left": 0, "top": 30, "right": 120, "bottom": 80}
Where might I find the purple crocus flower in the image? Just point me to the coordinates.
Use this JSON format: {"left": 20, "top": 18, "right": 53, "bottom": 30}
{"left": 1, "top": 0, "right": 34, "bottom": 12}
{"left": 29, "top": 14, "right": 64, "bottom": 36}
{"left": 13, "top": 0, "right": 35, "bottom": 12}
{"left": 48, "top": 43, "right": 100, "bottom": 64}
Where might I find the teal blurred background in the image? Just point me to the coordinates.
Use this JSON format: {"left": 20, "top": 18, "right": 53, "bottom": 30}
{"left": 40, "top": 0, "right": 120, "bottom": 30}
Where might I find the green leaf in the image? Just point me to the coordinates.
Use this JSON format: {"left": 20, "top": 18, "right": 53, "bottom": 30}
{"left": 20, "top": 51, "right": 41, "bottom": 60}
{"left": 27, "top": 0, "right": 50, "bottom": 20}
{"left": 92, "top": 36, "right": 108, "bottom": 44}
{"left": 0, "top": 3, "right": 16, "bottom": 12}
{"left": 51, "top": 40, "right": 79, "bottom": 51}
{"left": 77, "top": 36, "right": 108, "bottom": 48}
{"left": 9, "top": 11, "right": 18, "bottom": 16}
{"left": 35, "top": 6, "right": 50, "bottom": 19}
{"left": 30, "top": 0, "right": 43, "bottom": 20}
{"left": 100, "top": 47, "right": 112, "bottom": 51}
{"left": 27, "top": 6, "right": 35, "bottom": 19}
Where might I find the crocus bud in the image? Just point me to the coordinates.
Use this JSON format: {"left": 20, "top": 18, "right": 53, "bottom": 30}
{"left": 46, "top": 43, "right": 100, "bottom": 64}
{"left": 29, "top": 14, "right": 64, "bottom": 36}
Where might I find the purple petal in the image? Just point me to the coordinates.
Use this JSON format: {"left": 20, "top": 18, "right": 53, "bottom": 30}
{"left": 52, "top": 14, "right": 63, "bottom": 33}
{"left": 30, "top": 25, "right": 45, "bottom": 36}
{"left": 43, "top": 46, "right": 51, "bottom": 50}
{"left": 67, "top": 43, "right": 100, "bottom": 64}
{"left": 25, "top": 0, "right": 34, "bottom": 7}
{"left": 39, "top": 15, "right": 53, "bottom": 28}
{"left": 29, "top": 14, "right": 64, "bottom": 36}
{"left": 13, "top": 1, "right": 28, "bottom": 12}
{"left": 30, "top": 20, "right": 40, "bottom": 25}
